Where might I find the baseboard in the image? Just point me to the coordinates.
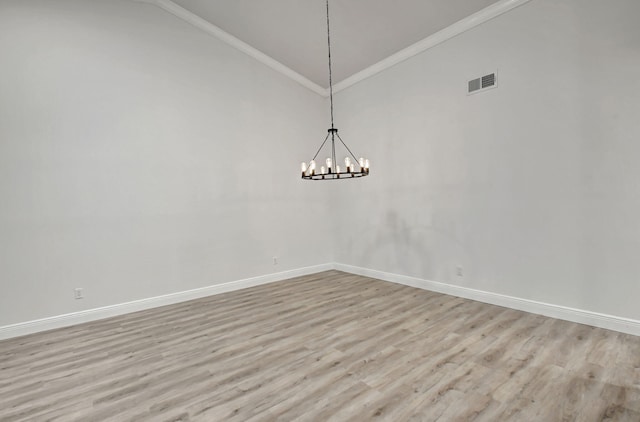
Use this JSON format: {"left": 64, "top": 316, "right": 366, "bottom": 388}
{"left": 4, "top": 262, "right": 639, "bottom": 340}
{"left": 334, "top": 263, "right": 640, "bottom": 337}
{"left": 0, "top": 263, "right": 333, "bottom": 341}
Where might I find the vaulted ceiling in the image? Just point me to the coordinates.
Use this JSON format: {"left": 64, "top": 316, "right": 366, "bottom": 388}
{"left": 168, "top": 0, "right": 504, "bottom": 88}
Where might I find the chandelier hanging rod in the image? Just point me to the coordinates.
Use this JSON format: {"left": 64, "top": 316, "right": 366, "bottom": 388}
{"left": 326, "top": 0, "right": 335, "bottom": 129}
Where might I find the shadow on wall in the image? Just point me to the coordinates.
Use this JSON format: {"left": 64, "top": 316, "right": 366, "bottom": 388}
{"left": 345, "top": 210, "right": 471, "bottom": 283}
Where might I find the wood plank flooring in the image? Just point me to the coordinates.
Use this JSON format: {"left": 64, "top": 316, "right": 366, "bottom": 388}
{"left": 1, "top": 270, "right": 640, "bottom": 421}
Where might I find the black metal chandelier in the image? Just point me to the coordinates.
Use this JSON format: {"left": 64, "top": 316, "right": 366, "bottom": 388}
{"left": 300, "top": 0, "right": 370, "bottom": 181}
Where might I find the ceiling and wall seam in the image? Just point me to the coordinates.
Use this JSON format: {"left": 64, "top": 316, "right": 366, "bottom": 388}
{"left": 133, "top": 0, "right": 327, "bottom": 96}
{"left": 134, "top": 0, "right": 533, "bottom": 97}
{"left": 331, "top": 0, "right": 532, "bottom": 93}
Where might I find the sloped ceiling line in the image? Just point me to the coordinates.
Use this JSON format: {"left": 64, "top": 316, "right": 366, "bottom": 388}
{"left": 332, "top": 0, "right": 532, "bottom": 93}
{"left": 133, "top": 0, "right": 326, "bottom": 96}
{"left": 134, "top": 0, "right": 533, "bottom": 97}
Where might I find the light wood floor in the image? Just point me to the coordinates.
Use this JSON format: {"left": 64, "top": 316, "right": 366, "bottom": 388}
{"left": 1, "top": 271, "right": 639, "bottom": 421}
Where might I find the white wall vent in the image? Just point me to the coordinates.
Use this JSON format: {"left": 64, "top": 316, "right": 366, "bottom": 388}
{"left": 468, "top": 71, "right": 498, "bottom": 95}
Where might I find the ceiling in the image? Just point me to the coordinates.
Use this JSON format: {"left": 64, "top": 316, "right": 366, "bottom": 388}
{"left": 170, "top": 0, "right": 502, "bottom": 88}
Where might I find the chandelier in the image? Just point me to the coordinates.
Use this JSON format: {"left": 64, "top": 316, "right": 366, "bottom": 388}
{"left": 300, "top": 0, "right": 370, "bottom": 180}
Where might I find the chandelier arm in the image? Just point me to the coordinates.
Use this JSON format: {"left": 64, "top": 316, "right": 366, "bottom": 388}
{"left": 326, "top": 0, "right": 334, "bottom": 129}
{"left": 311, "top": 132, "right": 331, "bottom": 161}
{"left": 335, "top": 132, "right": 361, "bottom": 163}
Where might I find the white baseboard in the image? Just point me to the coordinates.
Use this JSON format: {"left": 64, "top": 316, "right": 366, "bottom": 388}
{"left": 4, "top": 262, "right": 639, "bottom": 340}
{"left": 0, "top": 263, "right": 333, "bottom": 341}
{"left": 334, "top": 263, "right": 640, "bottom": 337}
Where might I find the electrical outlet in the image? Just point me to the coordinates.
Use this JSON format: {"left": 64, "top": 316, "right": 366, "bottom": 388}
{"left": 74, "top": 288, "right": 84, "bottom": 299}
{"left": 456, "top": 266, "right": 463, "bottom": 277}
{"left": 273, "top": 256, "right": 278, "bottom": 265}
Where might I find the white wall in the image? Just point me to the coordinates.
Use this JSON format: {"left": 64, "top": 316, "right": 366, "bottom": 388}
{"left": 333, "top": 0, "right": 640, "bottom": 321}
{"left": 0, "top": 0, "right": 332, "bottom": 326}
{"left": 3, "top": 0, "right": 640, "bottom": 331}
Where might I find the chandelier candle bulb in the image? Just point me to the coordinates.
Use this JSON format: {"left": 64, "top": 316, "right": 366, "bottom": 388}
{"left": 336, "top": 165, "right": 341, "bottom": 174}
{"left": 326, "top": 158, "right": 332, "bottom": 173}
{"left": 344, "top": 157, "right": 351, "bottom": 169}
{"left": 321, "top": 166, "right": 326, "bottom": 175}
{"left": 359, "top": 157, "right": 365, "bottom": 169}
{"left": 301, "top": 162, "right": 308, "bottom": 176}
{"left": 364, "top": 159, "right": 370, "bottom": 173}
{"left": 349, "top": 163, "right": 355, "bottom": 173}
{"left": 310, "top": 160, "right": 316, "bottom": 176}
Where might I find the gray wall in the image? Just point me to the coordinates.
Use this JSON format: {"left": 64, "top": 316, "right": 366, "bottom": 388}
{"left": 333, "top": 0, "right": 640, "bottom": 321}
{"left": 0, "top": 0, "right": 333, "bottom": 326}
{"left": 2, "top": 0, "right": 640, "bottom": 328}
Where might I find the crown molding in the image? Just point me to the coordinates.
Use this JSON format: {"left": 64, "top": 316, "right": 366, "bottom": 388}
{"left": 133, "top": 0, "right": 327, "bottom": 97}
{"left": 332, "top": 0, "right": 533, "bottom": 94}
{"left": 135, "top": 0, "right": 532, "bottom": 97}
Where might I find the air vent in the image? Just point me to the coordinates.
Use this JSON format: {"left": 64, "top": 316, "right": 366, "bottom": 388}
{"left": 482, "top": 73, "right": 495, "bottom": 88}
{"left": 468, "top": 71, "right": 498, "bottom": 95}
{"left": 468, "top": 78, "right": 481, "bottom": 93}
